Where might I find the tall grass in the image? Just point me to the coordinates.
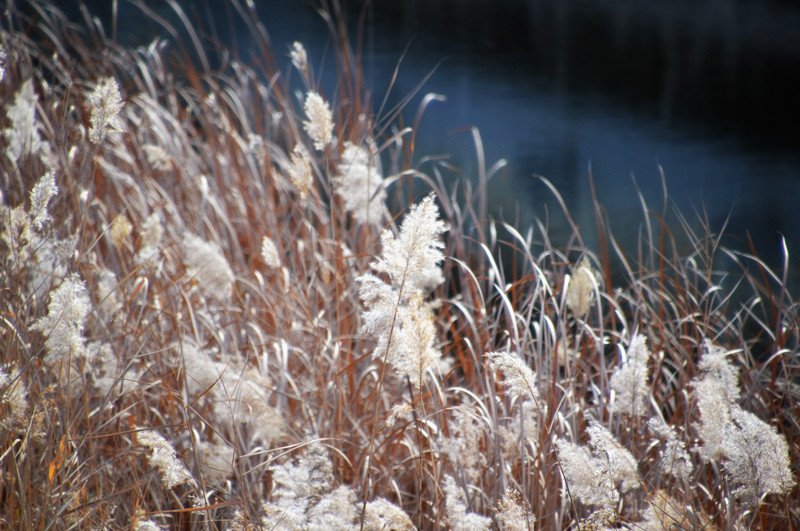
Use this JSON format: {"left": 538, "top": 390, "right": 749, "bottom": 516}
{"left": 1, "top": 1, "right": 797, "bottom": 529}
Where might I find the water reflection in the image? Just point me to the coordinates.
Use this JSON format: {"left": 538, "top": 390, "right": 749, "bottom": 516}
{"left": 353, "top": 0, "right": 800, "bottom": 279}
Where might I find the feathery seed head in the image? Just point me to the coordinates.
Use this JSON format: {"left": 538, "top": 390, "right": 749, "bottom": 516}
{"left": 647, "top": 416, "right": 693, "bottom": 482}
{"left": 696, "top": 342, "right": 741, "bottom": 402}
{"left": 358, "top": 194, "right": 447, "bottom": 386}
{"left": 4, "top": 79, "right": 37, "bottom": 161}
{"left": 486, "top": 350, "right": 539, "bottom": 403}
{"left": 88, "top": 77, "right": 125, "bottom": 144}
{"left": 182, "top": 232, "right": 234, "bottom": 301}
{"left": 0, "top": 366, "right": 29, "bottom": 429}
{"left": 262, "top": 440, "right": 341, "bottom": 527}
{"left": 610, "top": 333, "right": 652, "bottom": 415}
{"left": 33, "top": 274, "right": 91, "bottom": 366}
{"left": 4, "top": 79, "right": 56, "bottom": 167}
{"left": 86, "top": 341, "right": 138, "bottom": 397}
{"left": 136, "top": 429, "right": 195, "bottom": 489}
{"left": 555, "top": 341, "right": 577, "bottom": 367}
{"left": 692, "top": 342, "right": 742, "bottom": 461}
{"left": 143, "top": 144, "right": 173, "bottom": 171}
{"left": 370, "top": 194, "right": 448, "bottom": 297}
{"left": 586, "top": 420, "right": 641, "bottom": 493}
{"left": 722, "top": 405, "right": 795, "bottom": 505}
{"left": 140, "top": 212, "right": 163, "bottom": 248}
{"left": 386, "top": 402, "right": 413, "bottom": 428}
{"left": 443, "top": 474, "right": 492, "bottom": 530}
{"left": 566, "top": 256, "right": 598, "bottom": 318}
{"left": 693, "top": 377, "right": 733, "bottom": 461}
{"left": 134, "top": 515, "right": 163, "bottom": 531}
{"left": 363, "top": 498, "right": 416, "bottom": 531}
{"left": 110, "top": 214, "right": 132, "bottom": 248}
{"left": 290, "top": 41, "right": 308, "bottom": 74}
{"left": 394, "top": 296, "right": 440, "bottom": 388}
{"left": 197, "top": 439, "right": 235, "bottom": 485}
{"left": 640, "top": 490, "right": 715, "bottom": 531}
{"left": 555, "top": 438, "right": 619, "bottom": 509}
{"left": 495, "top": 489, "right": 535, "bottom": 531}
{"left": 29, "top": 170, "right": 58, "bottom": 230}
{"left": 261, "top": 235, "right": 281, "bottom": 269}
{"left": 134, "top": 213, "right": 164, "bottom": 273}
{"left": 1, "top": 206, "right": 32, "bottom": 262}
{"left": 288, "top": 144, "right": 313, "bottom": 198}
{"left": 335, "top": 141, "right": 386, "bottom": 225}
{"left": 306, "top": 485, "right": 358, "bottom": 529}
{"left": 302, "top": 91, "right": 333, "bottom": 150}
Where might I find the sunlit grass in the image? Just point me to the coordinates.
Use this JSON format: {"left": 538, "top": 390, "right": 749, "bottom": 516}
{"left": 0, "top": 1, "right": 797, "bottom": 529}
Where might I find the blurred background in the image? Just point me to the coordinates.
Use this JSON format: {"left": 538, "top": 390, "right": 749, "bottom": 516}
{"left": 57, "top": 0, "right": 800, "bottom": 279}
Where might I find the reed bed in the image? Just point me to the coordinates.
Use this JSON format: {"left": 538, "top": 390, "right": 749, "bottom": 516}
{"left": 0, "top": 1, "right": 797, "bottom": 529}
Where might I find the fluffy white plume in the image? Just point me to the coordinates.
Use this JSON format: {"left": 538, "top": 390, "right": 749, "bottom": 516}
{"left": 358, "top": 194, "right": 448, "bottom": 387}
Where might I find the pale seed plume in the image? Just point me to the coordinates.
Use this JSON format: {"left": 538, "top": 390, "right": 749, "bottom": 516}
{"left": 88, "top": 77, "right": 125, "bottom": 144}
{"left": 303, "top": 91, "right": 333, "bottom": 150}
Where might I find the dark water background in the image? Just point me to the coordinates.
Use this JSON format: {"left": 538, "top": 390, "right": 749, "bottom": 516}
{"left": 58, "top": 0, "right": 800, "bottom": 283}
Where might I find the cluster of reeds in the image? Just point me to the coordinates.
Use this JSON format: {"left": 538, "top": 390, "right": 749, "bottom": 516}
{"left": 1, "top": 1, "right": 797, "bottom": 529}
